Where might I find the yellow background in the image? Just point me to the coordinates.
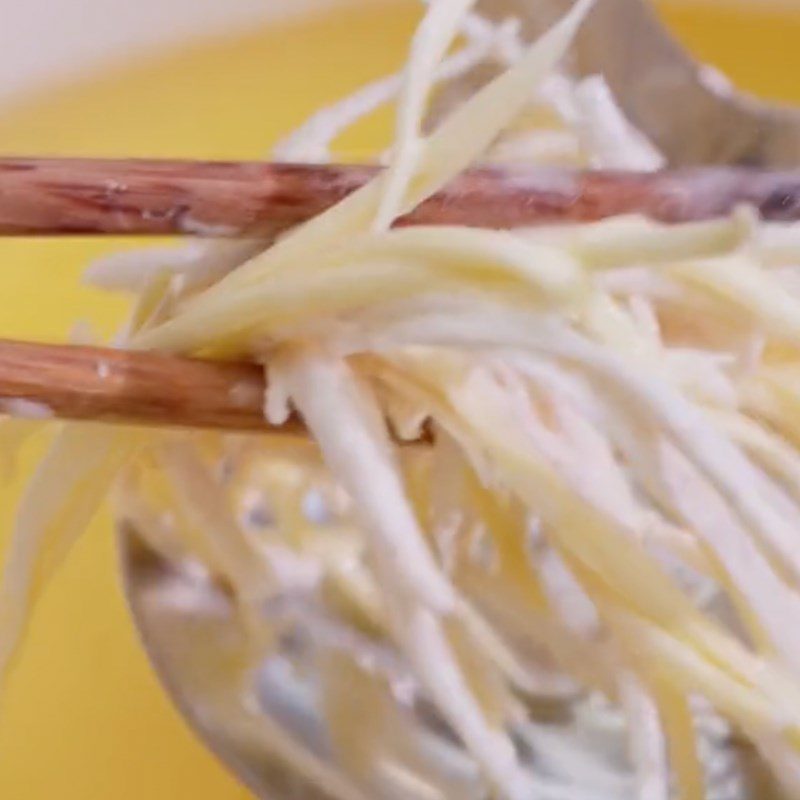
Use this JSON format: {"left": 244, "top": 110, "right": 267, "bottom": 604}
{"left": 0, "top": 1, "right": 798, "bottom": 797}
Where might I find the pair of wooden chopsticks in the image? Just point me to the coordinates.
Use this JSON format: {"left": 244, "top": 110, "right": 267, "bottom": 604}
{"left": 2, "top": 157, "right": 799, "bottom": 433}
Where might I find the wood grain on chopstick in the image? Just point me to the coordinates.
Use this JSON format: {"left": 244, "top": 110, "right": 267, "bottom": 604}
{"left": 2, "top": 157, "right": 800, "bottom": 236}
{"left": 0, "top": 340, "right": 277, "bottom": 432}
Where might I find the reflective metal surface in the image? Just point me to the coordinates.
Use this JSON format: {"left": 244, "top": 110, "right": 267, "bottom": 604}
{"left": 479, "top": 0, "right": 800, "bottom": 166}
{"left": 118, "top": 523, "right": 366, "bottom": 800}
{"left": 119, "top": 519, "right": 785, "bottom": 800}
{"left": 119, "top": 522, "right": 486, "bottom": 800}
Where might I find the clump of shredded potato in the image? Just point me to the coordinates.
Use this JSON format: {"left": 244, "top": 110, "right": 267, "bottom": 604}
{"left": 4, "top": 1, "right": 800, "bottom": 798}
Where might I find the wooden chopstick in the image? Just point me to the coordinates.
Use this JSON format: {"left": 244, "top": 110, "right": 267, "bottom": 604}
{"left": 0, "top": 340, "right": 434, "bottom": 440}
{"left": 2, "top": 157, "right": 800, "bottom": 236}
{"left": 3, "top": 158, "right": 800, "bottom": 434}
{"left": 0, "top": 339, "right": 278, "bottom": 432}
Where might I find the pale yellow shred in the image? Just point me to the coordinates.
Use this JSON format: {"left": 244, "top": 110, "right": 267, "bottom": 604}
{"left": 0, "top": 418, "right": 38, "bottom": 481}
{"left": 649, "top": 676, "right": 706, "bottom": 800}
{"left": 0, "top": 423, "right": 142, "bottom": 681}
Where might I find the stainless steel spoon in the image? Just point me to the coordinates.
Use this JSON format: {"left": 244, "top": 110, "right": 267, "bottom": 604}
{"left": 119, "top": 523, "right": 364, "bottom": 800}
{"left": 119, "top": 0, "right": 798, "bottom": 796}
{"left": 119, "top": 522, "right": 491, "bottom": 800}
{"left": 119, "top": 504, "right": 783, "bottom": 799}
{"left": 477, "top": 0, "right": 800, "bottom": 166}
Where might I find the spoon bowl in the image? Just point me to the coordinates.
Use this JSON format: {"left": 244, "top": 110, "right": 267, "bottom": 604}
{"left": 118, "top": 522, "right": 356, "bottom": 800}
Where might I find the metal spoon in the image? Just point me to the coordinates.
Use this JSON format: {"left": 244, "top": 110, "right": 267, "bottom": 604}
{"left": 460, "top": 0, "right": 800, "bottom": 166}
{"left": 119, "top": 1, "right": 797, "bottom": 796}
{"left": 119, "top": 510, "right": 784, "bottom": 799}
{"left": 118, "top": 522, "right": 488, "bottom": 800}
